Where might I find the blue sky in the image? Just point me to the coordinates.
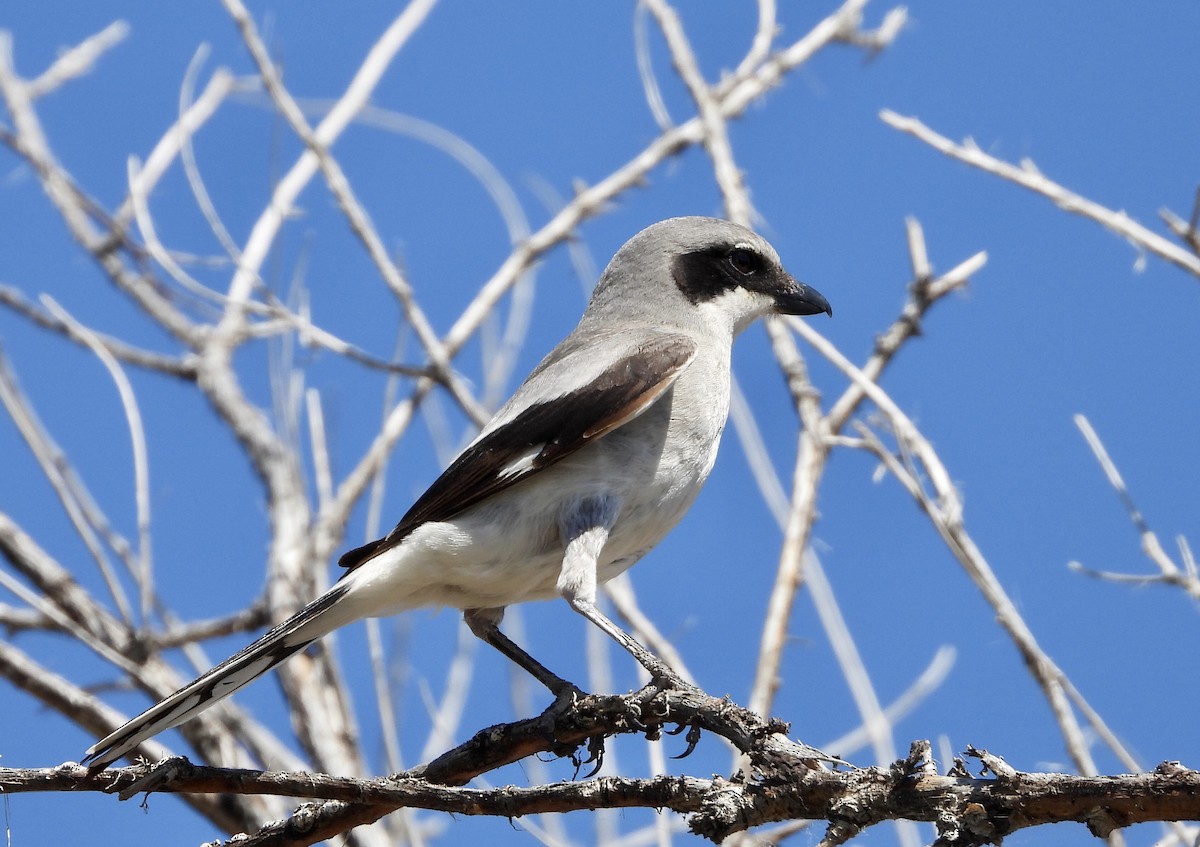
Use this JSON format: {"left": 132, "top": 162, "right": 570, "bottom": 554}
{"left": 2, "top": 3, "right": 1199, "bottom": 846}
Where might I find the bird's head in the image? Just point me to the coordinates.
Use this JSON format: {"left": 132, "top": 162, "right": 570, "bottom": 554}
{"left": 589, "top": 217, "right": 830, "bottom": 336}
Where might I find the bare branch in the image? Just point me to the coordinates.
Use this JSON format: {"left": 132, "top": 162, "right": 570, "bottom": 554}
{"left": 0, "top": 638, "right": 264, "bottom": 833}
{"left": 748, "top": 228, "right": 983, "bottom": 720}
{"left": 791, "top": 320, "right": 1103, "bottom": 775}
{"left": 7, "top": 754, "right": 1200, "bottom": 845}
{"left": 41, "top": 296, "right": 155, "bottom": 622}
{"left": 881, "top": 110, "right": 1200, "bottom": 279}
{"left": 0, "top": 37, "right": 200, "bottom": 344}
{"left": 25, "top": 21, "right": 130, "bottom": 100}
{"left": 0, "top": 284, "right": 196, "bottom": 376}
{"left": 1070, "top": 414, "right": 1200, "bottom": 601}
{"left": 643, "top": 0, "right": 753, "bottom": 225}
{"left": 0, "top": 351, "right": 136, "bottom": 620}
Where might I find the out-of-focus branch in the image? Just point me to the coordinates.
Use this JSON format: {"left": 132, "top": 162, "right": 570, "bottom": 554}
{"left": 0, "top": 285, "right": 196, "bottom": 376}
{"left": 0, "top": 35, "right": 200, "bottom": 344}
{"left": 115, "top": 66, "right": 236, "bottom": 227}
{"left": 793, "top": 317, "right": 1104, "bottom": 777}
{"left": 643, "top": 0, "right": 753, "bottom": 225}
{"left": 749, "top": 221, "right": 983, "bottom": 719}
{"left": 881, "top": 110, "right": 1200, "bottom": 279}
{"left": 1159, "top": 186, "right": 1200, "bottom": 255}
{"left": 25, "top": 21, "right": 129, "bottom": 100}
{"left": 733, "top": 0, "right": 778, "bottom": 81}
{"left": 41, "top": 297, "right": 155, "bottom": 622}
{"left": 0, "top": 351, "right": 136, "bottom": 621}
{"left": 0, "top": 638, "right": 267, "bottom": 833}
{"left": 223, "top": 0, "right": 486, "bottom": 428}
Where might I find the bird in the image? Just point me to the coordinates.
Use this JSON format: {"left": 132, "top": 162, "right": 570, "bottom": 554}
{"left": 82, "top": 216, "right": 831, "bottom": 770}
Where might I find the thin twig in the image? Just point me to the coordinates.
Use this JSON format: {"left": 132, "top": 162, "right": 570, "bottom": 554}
{"left": 0, "top": 284, "right": 195, "bottom": 376}
{"left": 1070, "top": 414, "right": 1199, "bottom": 600}
{"left": 643, "top": 0, "right": 753, "bottom": 225}
{"left": 881, "top": 110, "right": 1200, "bottom": 278}
{"left": 25, "top": 21, "right": 130, "bottom": 100}
{"left": 40, "top": 297, "right": 155, "bottom": 624}
{"left": 0, "top": 350, "right": 135, "bottom": 621}
{"left": 795, "top": 321, "right": 1100, "bottom": 776}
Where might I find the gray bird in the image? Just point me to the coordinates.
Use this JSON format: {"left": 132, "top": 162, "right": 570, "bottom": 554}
{"left": 83, "top": 216, "right": 831, "bottom": 770}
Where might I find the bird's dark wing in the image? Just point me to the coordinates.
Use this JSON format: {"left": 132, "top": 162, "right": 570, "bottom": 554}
{"left": 338, "top": 332, "right": 697, "bottom": 571}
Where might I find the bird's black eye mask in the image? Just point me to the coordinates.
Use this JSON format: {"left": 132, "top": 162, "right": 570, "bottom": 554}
{"left": 671, "top": 243, "right": 777, "bottom": 304}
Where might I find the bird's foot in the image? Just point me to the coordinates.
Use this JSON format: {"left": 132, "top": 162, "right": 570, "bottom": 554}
{"left": 569, "top": 733, "right": 606, "bottom": 779}
{"left": 548, "top": 679, "right": 590, "bottom": 711}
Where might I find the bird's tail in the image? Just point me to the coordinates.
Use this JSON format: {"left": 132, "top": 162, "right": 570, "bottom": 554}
{"left": 82, "top": 581, "right": 353, "bottom": 771}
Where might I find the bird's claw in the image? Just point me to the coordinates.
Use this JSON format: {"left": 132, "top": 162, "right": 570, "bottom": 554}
{"left": 569, "top": 734, "right": 606, "bottom": 779}
{"left": 668, "top": 722, "right": 703, "bottom": 759}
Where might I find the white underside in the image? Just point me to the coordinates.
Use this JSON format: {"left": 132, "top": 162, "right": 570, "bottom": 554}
{"left": 338, "top": 346, "right": 731, "bottom": 618}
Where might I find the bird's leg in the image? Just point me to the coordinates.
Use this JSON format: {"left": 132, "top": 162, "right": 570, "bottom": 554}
{"left": 463, "top": 607, "right": 584, "bottom": 700}
{"left": 558, "top": 496, "right": 695, "bottom": 692}
{"left": 568, "top": 597, "right": 693, "bottom": 692}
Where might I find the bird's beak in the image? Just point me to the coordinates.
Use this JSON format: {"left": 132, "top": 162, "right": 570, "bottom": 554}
{"left": 774, "top": 276, "right": 832, "bottom": 317}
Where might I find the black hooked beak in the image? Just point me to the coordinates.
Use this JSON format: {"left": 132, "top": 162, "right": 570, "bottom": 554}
{"left": 774, "top": 275, "right": 832, "bottom": 317}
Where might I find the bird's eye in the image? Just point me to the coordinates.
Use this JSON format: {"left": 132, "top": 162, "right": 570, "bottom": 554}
{"left": 727, "top": 247, "right": 759, "bottom": 276}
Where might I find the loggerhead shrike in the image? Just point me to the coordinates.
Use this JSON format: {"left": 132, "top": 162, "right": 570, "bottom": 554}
{"left": 83, "top": 216, "right": 831, "bottom": 770}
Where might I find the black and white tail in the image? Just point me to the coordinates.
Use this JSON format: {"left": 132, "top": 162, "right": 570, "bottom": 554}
{"left": 82, "top": 582, "right": 352, "bottom": 771}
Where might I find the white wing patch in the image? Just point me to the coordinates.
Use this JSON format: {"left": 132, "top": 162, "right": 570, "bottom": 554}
{"left": 497, "top": 444, "right": 545, "bottom": 479}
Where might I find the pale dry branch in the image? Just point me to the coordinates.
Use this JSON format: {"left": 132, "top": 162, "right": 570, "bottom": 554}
{"left": 732, "top": 0, "right": 779, "bottom": 81}
{"left": 415, "top": 621, "right": 478, "bottom": 765}
{"left": 222, "top": 0, "right": 487, "bottom": 430}
{"left": 212, "top": 0, "right": 438, "bottom": 323}
{"left": 25, "top": 21, "right": 129, "bottom": 100}
{"left": 1069, "top": 414, "right": 1200, "bottom": 602}
{"left": 747, "top": 317, "right": 826, "bottom": 719}
{"left": 286, "top": 101, "right": 538, "bottom": 409}
{"left": 881, "top": 110, "right": 1200, "bottom": 279}
{"left": 0, "top": 350, "right": 135, "bottom": 621}
{"left": 796, "top": 316, "right": 1102, "bottom": 775}
{"left": 643, "top": 0, "right": 754, "bottom": 226}
{"left": 178, "top": 46, "right": 245, "bottom": 262}
{"left": 604, "top": 572, "right": 697, "bottom": 687}
{"left": 40, "top": 296, "right": 154, "bottom": 622}
{"left": 0, "top": 603, "right": 48, "bottom": 632}
{"left": 823, "top": 646, "right": 956, "bottom": 758}
{"left": 126, "top": 154, "right": 232, "bottom": 310}
{"left": 116, "top": 65, "right": 236, "bottom": 228}
{"left": 305, "top": 387, "right": 334, "bottom": 509}
{"left": 804, "top": 551, "right": 897, "bottom": 767}
{"left": 748, "top": 227, "right": 983, "bottom": 720}
{"left": 634, "top": 2, "right": 674, "bottom": 131}
{"left": 0, "top": 36, "right": 199, "bottom": 343}
{"left": 0, "top": 285, "right": 195, "bottom": 376}
{"left": 1159, "top": 188, "right": 1200, "bottom": 255}
{"left": 143, "top": 603, "right": 270, "bottom": 651}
